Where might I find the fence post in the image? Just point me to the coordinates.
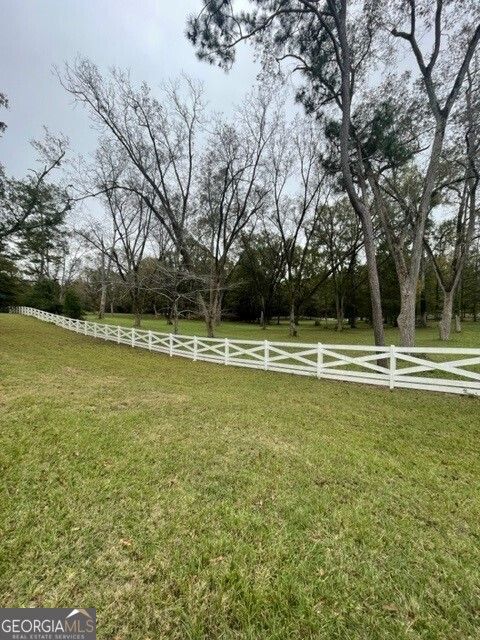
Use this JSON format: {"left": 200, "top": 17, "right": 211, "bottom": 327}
{"left": 94, "top": 324, "right": 97, "bottom": 339}
{"left": 225, "top": 338, "right": 230, "bottom": 365}
{"left": 389, "top": 345, "right": 396, "bottom": 390}
{"left": 169, "top": 333, "right": 173, "bottom": 357}
{"left": 317, "top": 343, "right": 323, "bottom": 379}
{"left": 264, "top": 340, "right": 269, "bottom": 371}
{"left": 131, "top": 329, "right": 135, "bottom": 348}
{"left": 193, "top": 335, "right": 198, "bottom": 361}
{"left": 148, "top": 330, "right": 152, "bottom": 351}
{"left": 117, "top": 325, "right": 120, "bottom": 344}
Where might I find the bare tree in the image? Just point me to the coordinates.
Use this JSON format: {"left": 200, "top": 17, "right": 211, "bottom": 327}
{"left": 318, "top": 198, "right": 362, "bottom": 331}
{"left": 195, "top": 93, "right": 273, "bottom": 336}
{"left": 422, "top": 67, "right": 480, "bottom": 339}
{"left": 148, "top": 257, "right": 206, "bottom": 334}
{"left": 364, "top": 1, "right": 480, "bottom": 345}
{"left": 77, "top": 220, "right": 117, "bottom": 319}
{"left": 269, "top": 117, "right": 329, "bottom": 337}
{"left": 106, "top": 190, "right": 153, "bottom": 327}
{"left": 188, "top": 0, "right": 387, "bottom": 346}
{"left": 60, "top": 61, "right": 203, "bottom": 273}
{"left": 57, "top": 232, "right": 85, "bottom": 303}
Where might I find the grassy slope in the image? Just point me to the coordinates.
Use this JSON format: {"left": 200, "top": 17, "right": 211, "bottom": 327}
{"left": 1, "top": 314, "right": 479, "bottom": 639}
{"left": 86, "top": 313, "right": 480, "bottom": 347}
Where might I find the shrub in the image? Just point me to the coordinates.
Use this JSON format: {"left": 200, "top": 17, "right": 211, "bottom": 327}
{"left": 25, "top": 278, "right": 62, "bottom": 313}
{"left": 63, "top": 288, "right": 83, "bottom": 319}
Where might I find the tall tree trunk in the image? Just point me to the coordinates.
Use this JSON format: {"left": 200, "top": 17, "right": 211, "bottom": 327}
{"left": 439, "top": 290, "right": 454, "bottom": 341}
{"left": 215, "top": 292, "right": 222, "bottom": 325}
{"left": 197, "top": 292, "right": 210, "bottom": 335}
{"left": 336, "top": 5, "right": 385, "bottom": 347}
{"left": 361, "top": 216, "right": 385, "bottom": 346}
{"left": 459, "top": 278, "right": 465, "bottom": 321}
{"left": 132, "top": 310, "right": 141, "bottom": 328}
{"left": 172, "top": 298, "right": 179, "bottom": 334}
{"left": 418, "top": 259, "right": 427, "bottom": 327}
{"left": 420, "top": 309, "right": 427, "bottom": 328}
{"left": 397, "top": 282, "right": 417, "bottom": 347}
{"left": 133, "top": 310, "right": 141, "bottom": 328}
{"left": 98, "top": 281, "right": 107, "bottom": 320}
{"left": 131, "top": 290, "right": 141, "bottom": 328}
{"left": 434, "top": 281, "right": 440, "bottom": 321}
{"left": 289, "top": 301, "right": 297, "bottom": 338}
{"left": 347, "top": 255, "right": 357, "bottom": 329}
{"left": 455, "top": 313, "right": 462, "bottom": 333}
{"left": 455, "top": 284, "right": 462, "bottom": 333}
{"left": 206, "top": 312, "right": 215, "bottom": 338}
{"left": 335, "top": 293, "right": 344, "bottom": 331}
{"left": 98, "top": 253, "right": 108, "bottom": 319}
{"left": 260, "top": 295, "right": 266, "bottom": 329}
{"left": 203, "top": 274, "right": 222, "bottom": 338}
{"left": 204, "top": 283, "right": 220, "bottom": 338}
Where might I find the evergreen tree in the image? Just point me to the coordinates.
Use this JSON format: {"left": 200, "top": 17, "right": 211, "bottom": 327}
{"left": 63, "top": 287, "right": 83, "bottom": 319}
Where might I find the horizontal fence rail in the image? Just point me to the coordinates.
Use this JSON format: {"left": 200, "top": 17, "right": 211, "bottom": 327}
{"left": 10, "top": 306, "right": 480, "bottom": 397}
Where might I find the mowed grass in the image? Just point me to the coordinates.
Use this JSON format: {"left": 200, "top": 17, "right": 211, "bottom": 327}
{"left": 1, "top": 315, "right": 479, "bottom": 639}
{"left": 86, "top": 312, "right": 480, "bottom": 347}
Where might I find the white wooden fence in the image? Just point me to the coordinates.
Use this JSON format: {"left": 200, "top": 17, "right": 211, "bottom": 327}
{"left": 11, "top": 306, "right": 480, "bottom": 396}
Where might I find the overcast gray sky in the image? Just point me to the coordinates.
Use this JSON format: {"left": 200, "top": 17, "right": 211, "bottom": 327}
{"left": 0, "top": 0, "right": 261, "bottom": 178}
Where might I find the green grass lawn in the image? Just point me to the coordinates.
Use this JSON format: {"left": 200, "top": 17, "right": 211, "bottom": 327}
{"left": 1, "top": 314, "right": 479, "bottom": 639}
{"left": 86, "top": 312, "right": 480, "bottom": 347}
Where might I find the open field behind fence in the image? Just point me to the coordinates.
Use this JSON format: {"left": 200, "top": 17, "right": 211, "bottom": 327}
{"left": 12, "top": 307, "right": 480, "bottom": 396}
